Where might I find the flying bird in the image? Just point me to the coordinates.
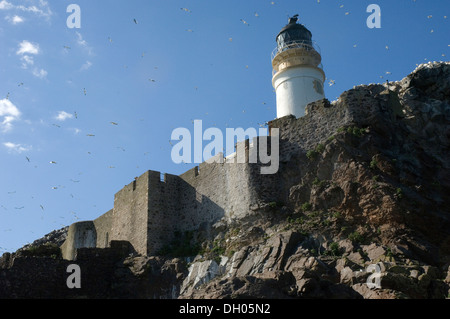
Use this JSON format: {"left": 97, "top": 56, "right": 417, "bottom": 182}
{"left": 240, "top": 19, "right": 250, "bottom": 26}
{"left": 133, "top": 18, "right": 138, "bottom": 24}
{"left": 71, "top": 211, "right": 80, "bottom": 220}
{"left": 110, "top": 122, "right": 119, "bottom": 125}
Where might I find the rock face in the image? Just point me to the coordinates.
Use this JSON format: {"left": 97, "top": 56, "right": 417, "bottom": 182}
{"left": 1, "top": 61, "right": 450, "bottom": 299}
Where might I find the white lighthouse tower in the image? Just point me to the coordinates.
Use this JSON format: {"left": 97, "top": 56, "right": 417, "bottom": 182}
{"left": 272, "top": 15, "right": 325, "bottom": 119}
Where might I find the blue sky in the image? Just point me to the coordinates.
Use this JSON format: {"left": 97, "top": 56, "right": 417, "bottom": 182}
{"left": 0, "top": 0, "right": 449, "bottom": 253}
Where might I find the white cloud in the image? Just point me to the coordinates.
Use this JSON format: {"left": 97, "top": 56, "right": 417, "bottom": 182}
{"left": 12, "top": 15, "right": 24, "bottom": 23}
{"left": 80, "top": 60, "right": 92, "bottom": 71}
{"left": 0, "top": 0, "right": 13, "bottom": 10}
{"left": 55, "top": 111, "right": 73, "bottom": 121}
{"left": 0, "top": 99, "right": 21, "bottom": 132}
{"left": 69, "top": 127, "right": 81, "bottom": 135}
{"left": 32, "top": 68, "right": 47, "bottom": 79}
{"left": 3, "top": 142, "right": 31, "bottom": 154}
{"left": 76, "top": 32, "right": 94, "bottom": 55}
{"left": 0, "top": 0, "right": 52, "bottom": 20}
{"left": 16, "top": 40, "right": 47, "bottom": 77}
{"left": 76, "top": 32, "right": 87, "bottom": 46}
{"left": 20, "top": 55, "right": 34, "bottom": 68}
{"left": 17, "top": 40, "right": 39, "bottom": 55}
{"left": 5, "top": 15, "right": 24, "bottom": 24}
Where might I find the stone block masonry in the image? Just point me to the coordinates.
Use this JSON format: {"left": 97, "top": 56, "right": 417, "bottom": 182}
{"left": 6, "top": 62, "right": 450, "bottom": 299}
{"left": 111, "top": 171, "right": 151, "bottom": 256}
{"left": 62, "top": 151, "right": 263, "bottom": 259}
{"left": 0, "top": 241, "right": 132, "bottom": 298}
{"left": 62, "top": 84, "right": 404, "bottom": 260}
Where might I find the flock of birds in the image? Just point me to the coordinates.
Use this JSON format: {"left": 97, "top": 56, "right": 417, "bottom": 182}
{"left": 1, "top": 3, "right": 448, "bottom": 253}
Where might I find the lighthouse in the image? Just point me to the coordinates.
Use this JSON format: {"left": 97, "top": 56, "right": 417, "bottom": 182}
{"left": 272, "top": 15, "right": 325, "bottom": 119}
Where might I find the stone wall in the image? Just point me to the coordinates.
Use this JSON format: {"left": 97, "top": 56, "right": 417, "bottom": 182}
{"left": 146, "top": 150, "right": 258, "bottom": 254}
{"left": 61, "top": 221, "right": 96, "bottom": 260}
{"left": 146, "top": 172, "right": 184, "bottom": 255}
{"left": 94, "top": 209, "right": 113, "bottom": 249}
{"left": 0, "top": 241, "right": 132, "bottom": 299}
{"left": 62, "top": 90, "right": 396, "bottom": 258}
{"left": 110, "top": 171, "right": 151, "bottom": 256}
{"left": 179, "top": 153, "right": 253, "bottom": 224}
{"left": 268, "top": 85, "right": 396, "bottom": 161}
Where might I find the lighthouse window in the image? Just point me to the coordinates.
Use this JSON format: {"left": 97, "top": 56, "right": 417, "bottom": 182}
{"left": 313, "top": 80, "right": 324, "bottom": 95}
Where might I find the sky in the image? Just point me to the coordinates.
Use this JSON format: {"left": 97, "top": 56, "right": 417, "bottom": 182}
{"left": 0, "top": 0, "right": 449, "bottom": 253}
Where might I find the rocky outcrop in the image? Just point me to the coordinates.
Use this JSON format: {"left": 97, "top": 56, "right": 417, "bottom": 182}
{"left": 176, "top": 61, "right": 450, "bottom": 299}
{"left": 1, "top": 61, "right": 449, "bottom": 299}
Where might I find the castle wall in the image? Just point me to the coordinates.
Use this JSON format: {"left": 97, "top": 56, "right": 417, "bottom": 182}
{"left": 62, "top": 93, "right": 385, "bottom": 258}
{"left": 179, "top": 152, "right": 254, "bottom": 224}
{"left": 61, "top": 139, "right": 282, "bottom": 259}
{"left": 94, "top": 209, "right": 113, "bottom": 248}
{"left": 269, "top": 87, "right": 389, "bottom": 162}
{"left": 269, "top": 99, "right": 347, "bottom": 162}
{"left": 61, "top": 221, "right": 97, "bottom": 260}
{"left": 110, "top": 171, "right": 150, "bottom": 256}
{"left": 146, "top": 171, "right": 183, "bottom": 255}
{"left": 144, "top": 153, "right": 257, "bottom": 255}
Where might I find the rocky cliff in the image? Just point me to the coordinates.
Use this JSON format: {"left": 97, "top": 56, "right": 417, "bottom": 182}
{"left": 1, "top": 61, "right": 449, "bottom": 299}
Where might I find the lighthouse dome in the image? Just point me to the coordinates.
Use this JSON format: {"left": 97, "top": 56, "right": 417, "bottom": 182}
{"left": 276, "top": 15, "right": 313, "bottom": 50}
